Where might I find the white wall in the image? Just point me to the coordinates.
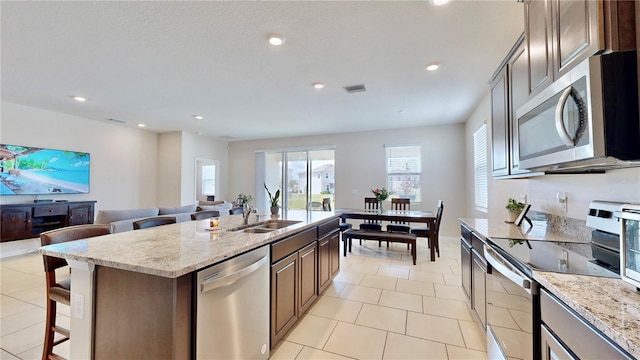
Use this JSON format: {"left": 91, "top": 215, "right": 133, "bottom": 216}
{"left": 1, "top": 101, "right": 158, "bottom": 211}
{"left": 157, "top": 132, "right": 182, "bottom": 207}
{"left": 464, "top": 95, "right": 640, "bottom": 221}
{"left": 228, "top": 124, "right": 467, "bottom": 236}
{"left": 180, "top": 131, "right": 230, "bottom": 204}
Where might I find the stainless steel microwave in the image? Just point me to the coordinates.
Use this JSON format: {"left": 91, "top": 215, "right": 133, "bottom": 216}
{"left": 515, "top": 51, "right": 639, "bottom": 172}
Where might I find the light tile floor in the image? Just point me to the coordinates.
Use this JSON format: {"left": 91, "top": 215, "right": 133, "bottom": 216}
{"left": 0, "top": 235, "right": 487, "bottom": 359}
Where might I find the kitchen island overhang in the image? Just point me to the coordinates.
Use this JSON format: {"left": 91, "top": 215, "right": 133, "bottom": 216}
{"left": 39, "top": 210, "right": 340, "bottom": 359}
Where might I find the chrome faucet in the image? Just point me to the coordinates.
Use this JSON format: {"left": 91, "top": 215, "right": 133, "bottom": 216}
{"left": 243, "top": 205, "right": 254, "bottom": 225}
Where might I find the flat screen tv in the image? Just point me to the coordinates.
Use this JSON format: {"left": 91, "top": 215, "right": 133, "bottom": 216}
{"left": 0, "top": 144, "right": 90, "bottom": 195}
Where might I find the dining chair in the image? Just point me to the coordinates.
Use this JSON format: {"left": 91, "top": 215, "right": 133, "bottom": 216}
{"left": 387, "top": 197, "right": 411, "bottom": 249}
{"left": 411, "top": 200, "right": 444, "bottom": 257}
{"left": 191, "top": 210, "right": 220, "bottom": 220}
{"left": 322, "top": 198, "right": 331, "bottom": 211}
{"left": 359, "top": 197, "right": 383, "bottom": 246}
{"left": 40, "top": 224, "right": 114, "bottom": 360}
{"left": 133, "top": 216, "right": 177, "bottom": 230}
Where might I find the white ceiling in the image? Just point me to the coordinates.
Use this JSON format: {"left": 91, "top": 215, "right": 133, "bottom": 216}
{"left": 1, "top": 1, "right": 524, "bottom": 141}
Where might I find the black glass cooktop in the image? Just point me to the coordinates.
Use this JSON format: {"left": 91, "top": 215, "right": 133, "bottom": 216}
{"left": 486, "top": 238, "right": 620, "bottom": 279}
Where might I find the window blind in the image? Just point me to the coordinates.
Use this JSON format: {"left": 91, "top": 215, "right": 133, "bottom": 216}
{"left": 473, "top": 125, "right": 488, "bottom": 212}
{"left": 385, "top": 145, "right": 421, "bottom": 202}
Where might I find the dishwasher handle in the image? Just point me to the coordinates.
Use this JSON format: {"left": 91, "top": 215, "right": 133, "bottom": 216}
{"left": 201, "top": 254, "right": 269, "bottom": 293}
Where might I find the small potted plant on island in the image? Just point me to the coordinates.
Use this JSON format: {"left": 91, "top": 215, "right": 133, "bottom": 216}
{"left": 506, "top": 198, "right": 526, "bottom": 223}
{"left": 264, "top": 183, "right": 281, "bottom": 216}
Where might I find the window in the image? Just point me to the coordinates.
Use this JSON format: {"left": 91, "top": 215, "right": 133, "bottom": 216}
{"left": 474, "top": 125, "right": 488, "bottom": 212}
{"left": 386, "top": 145, "right": 421, "bottom": 202}
{"left": 202, "top": 164, "right": 216, "bottom": 196}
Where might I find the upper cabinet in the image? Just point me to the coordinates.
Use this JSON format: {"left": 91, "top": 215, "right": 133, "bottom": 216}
{"left": 490, "top": 34, "right": 536, "bottom": 178}
{"left": 525, "top": 0, "right": 637, "bottom": 98}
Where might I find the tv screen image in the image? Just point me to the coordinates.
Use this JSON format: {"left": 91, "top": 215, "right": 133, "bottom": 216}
{"left": 0, "top": 144, "right": 90, "bottom": 195}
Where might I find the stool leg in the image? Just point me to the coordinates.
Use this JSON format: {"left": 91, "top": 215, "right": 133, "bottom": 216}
{"left": 343, "top": 237, "right": 347, "bottom": 257}
{"left": 43, "top": 299, "right": 56, "bottom": 360}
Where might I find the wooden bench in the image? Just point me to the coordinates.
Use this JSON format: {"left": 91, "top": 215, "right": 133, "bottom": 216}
{"left": 342, "top": 229, "right": 417, "bottom": 265}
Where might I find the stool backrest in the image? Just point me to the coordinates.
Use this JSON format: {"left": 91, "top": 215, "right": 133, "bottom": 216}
{"left": 191, "top": 210, "right": 220, "bottom": 220}
{"left": 133, "top": 216, "right": 177, "bottom": 230}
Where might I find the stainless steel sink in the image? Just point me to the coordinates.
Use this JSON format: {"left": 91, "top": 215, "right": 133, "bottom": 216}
{"left": 231, "top": 220, "right": 302, "bottom": 233}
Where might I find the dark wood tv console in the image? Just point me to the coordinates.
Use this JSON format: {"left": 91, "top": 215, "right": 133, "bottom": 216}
{"left": 0, "top": 201, "right": 96, "bottom": 242}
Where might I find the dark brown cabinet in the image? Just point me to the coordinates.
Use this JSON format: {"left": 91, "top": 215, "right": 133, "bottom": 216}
{"left": 0, "top": 201, "right": 96, "bottom": 242}
{"left": 460, "top": 223, "right": 487, "bottom": 332}
{"left": 471, "top": 246, "right": 487, "bottom": 329}
{"left": 525, "top": 0, "right": 637, "bottom": 98}
{"left": 298, "top": 242, "right": 318, "bottom": 314}
{"left": 490, "top": 34, "right": 539, "bottom": 178}
{"left": 490, "top": 66, "right": 510, "bottom": 177}
{"left": 0, "top": 206, "right": 32, "bottom": 241}
{"left": 318, "top": 220, "right": 340, "bottom": 294}
{"left": 271, "top": 252, "right": 298, "bottom": 345}
{"left": 460, "top": 225, "right": 472, "bottom": 302}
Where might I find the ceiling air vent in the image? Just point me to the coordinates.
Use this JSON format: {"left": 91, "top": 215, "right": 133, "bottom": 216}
{"left": 107, "top": 118, "right": 126, "bottom": 123}
{"left": 343, "top": 84, "right": 366, "bottom": 93}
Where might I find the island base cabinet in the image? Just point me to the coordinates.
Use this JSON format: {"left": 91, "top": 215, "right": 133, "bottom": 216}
{"left": 318, "top": 229, "right": 340, "bottom": 294}
{"left": 271, "top": 252, "right": 298, "bottom": 346}
{"left": 93, "top": 266, "right": 191, "bottom": 359}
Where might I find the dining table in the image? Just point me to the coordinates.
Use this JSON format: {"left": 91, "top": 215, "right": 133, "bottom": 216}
{"left": 337, "top": 209, "right": 437, "bottom": 261}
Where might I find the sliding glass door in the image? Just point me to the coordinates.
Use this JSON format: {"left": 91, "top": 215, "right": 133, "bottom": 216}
{"left": 262, "top": 148, "right": 335, "bottom": 214}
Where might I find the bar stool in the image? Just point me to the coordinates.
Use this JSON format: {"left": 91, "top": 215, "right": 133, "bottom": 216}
{"left": 191, "top": 210, "right": 220, "bottom": 220}
{"left": 133, "top": 216, "right": 177, "bottom": 230}
{"left": 41, "top": 224, "right": 114, "bottom": 360}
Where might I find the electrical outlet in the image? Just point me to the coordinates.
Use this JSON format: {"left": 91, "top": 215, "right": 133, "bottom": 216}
{"left": 556, "top": 192, "right": 568, "bottom": 212}
{"left": 73, "top": 294, "right": 84, "bottom": 319}
{"left": 351, "top": 189, "right": 358, "bottom": 195}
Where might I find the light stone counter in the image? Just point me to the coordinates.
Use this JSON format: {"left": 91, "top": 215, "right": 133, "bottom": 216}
{"left": 460, "top": 218, "right": 587, "bottom": 243}
{"left": 534, "top": 272, "right": 640, "bottom": 359}
{"left": 40, "top": 210, "right": 338, "bottom": 278}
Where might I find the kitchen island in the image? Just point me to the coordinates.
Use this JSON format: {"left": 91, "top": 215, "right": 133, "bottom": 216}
{"left": 39, "top": 210, "right": 339, "bottom": 359}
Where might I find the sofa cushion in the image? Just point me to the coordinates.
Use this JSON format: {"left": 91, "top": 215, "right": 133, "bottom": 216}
{"left": 95, "top": 207, "right": 159, "bottom": 224}
{"left": 158, "top": 204, "right": 197, "bottom": 215}
{"left": 197, "top": 200, "right": 226, "bottom": 206}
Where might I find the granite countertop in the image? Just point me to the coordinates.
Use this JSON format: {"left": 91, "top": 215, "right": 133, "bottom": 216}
{"left": 459, "top": 218, "right": 587, "bottom": 243}
{"left": 39, "top": 210, "right": 337, "bottom": 278}
{"left": 535, "top": 272, "right": 640, "bottom": 359}
{"left": 460, "top": 217, "right": 640, "bottom": 358}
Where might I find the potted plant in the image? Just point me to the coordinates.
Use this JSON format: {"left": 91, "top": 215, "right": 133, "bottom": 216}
{"left": 506, "top": 198, "right": 526, "bottom": 223}
{"left": 264, "top": 183, "right": 281, "bottom": 216}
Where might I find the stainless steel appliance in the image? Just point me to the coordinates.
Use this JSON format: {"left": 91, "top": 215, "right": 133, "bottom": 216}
{"left": 484, "top": 237, "right": 619, "bottom": 360}
{"left": 516, "top": 50, "right": 639, "bottom": 172}
{"left": 195, "top": 245, "right": 270, "bottom": 359}
{"left": 617, "top": 204, "right": 640, "bottom": 289}
{"left": 587, "top": 200, "right": 625, "bottom": 273}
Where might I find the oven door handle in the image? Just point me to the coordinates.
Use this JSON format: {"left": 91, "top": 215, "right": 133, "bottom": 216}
{"left": 484, "top": 245, "right": 532, "bottom": 294}
{"left": 615, "top": 210, "right": 640, "bottom": 222}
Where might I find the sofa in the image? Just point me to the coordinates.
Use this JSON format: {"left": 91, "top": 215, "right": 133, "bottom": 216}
{"left": 95, "top": 201, "right": 234, "bottom": 233}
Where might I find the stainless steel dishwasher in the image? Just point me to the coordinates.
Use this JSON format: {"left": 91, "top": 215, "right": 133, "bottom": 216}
{"left": 195, "top": 245, "right": 270, "bottom": 359}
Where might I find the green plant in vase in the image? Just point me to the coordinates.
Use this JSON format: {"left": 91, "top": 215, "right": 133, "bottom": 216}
{"left": 506, "top": 198, "right": 526, "bottom": 223}
{"left": 264, "top": 183, "right": 281, "bottom": 216}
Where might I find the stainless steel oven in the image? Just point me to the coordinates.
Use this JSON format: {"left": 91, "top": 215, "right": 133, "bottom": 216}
{"left": 515, "top": 51, "right": 639, "bottom": 172}
{"left": 484, "top": 245, "right": 536, "bottom": 360}
{"left": 618, "top": 204, "right": 640, "bottom": 289}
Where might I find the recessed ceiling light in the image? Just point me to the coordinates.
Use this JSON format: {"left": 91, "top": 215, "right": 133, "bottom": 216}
{"left": 313, "top": 82, "right": 325, "bottom": 89}
{"left": 431, "top": 0, "right": 449, "bottom": 5}
{"left": 138, "top": 123, "right": 146, "bottom": 128}
{"left": 267, "top": 33, "right": 285, "bottom": 46}
{"left": 194, "top": 115, "right": 204, "bottom": 120}
{"left": 426, "top": 63, "right": 440, "bottom": 71}
{"left": 72, "top": 96, "right": 86, "bottom": 102}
